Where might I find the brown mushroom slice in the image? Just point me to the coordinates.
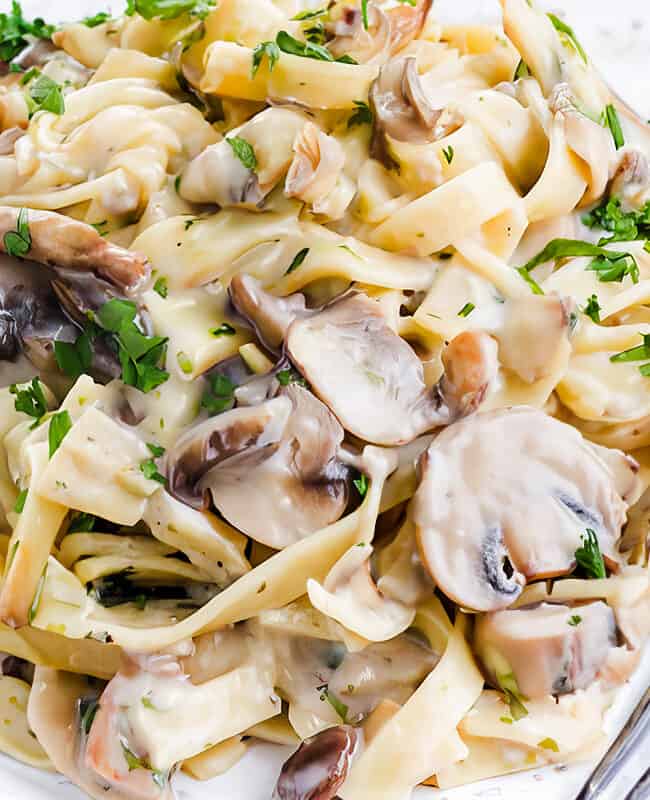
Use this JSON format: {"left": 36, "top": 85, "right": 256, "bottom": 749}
{"left": 167, "top": 386, "right": 349, "bottom": 547}
{"left": 0, "top": 207, "right": 149, "bottom": 291}
{"left": 229, "top": 272, "right": 308, "bottom": 353}
{"left": 328, "top": 4, "right": 391, "bottom": 65}
{"left": 287, "top": 291, "right": 498, "bottom": 446}
{"left": 474, "top": 601, "right": 617, "bottom": 698}
{"left": 413, "top": 407, "right": 642, "bottom": 612}
{"left": 273, "top": 725, "right": 359, "bottom": 800}
{"left": 386, "top": 0, "right": 433, "bottom": 54}
{"left": 370, "top": 57, "right": 442, "bottom": 151}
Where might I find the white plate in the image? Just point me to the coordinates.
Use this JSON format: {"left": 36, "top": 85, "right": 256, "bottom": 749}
{"left": 4, "top": 1, "right": 650, "bottom": 798}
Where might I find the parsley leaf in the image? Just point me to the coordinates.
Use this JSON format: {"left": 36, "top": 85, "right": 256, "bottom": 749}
{"left": 442, "top": 145, "right": 454, "bottom": 165}
{"left": 209, "top": 323, "right": 236, "bottom": 337}
{"left": 147, "top": 442, "right": 165, "bottom": 458}
{"left": 54, "top": 332, "right": 92, "bottom": 380}
{"left": 275, "top": 30, "right": 356, "bottom": 64}
{"left": 521, "top": 238, "right": 639, "bottom": 284}
{"left": 496, "top": 672, "right": 528, "bottom": 721}
{"left": 581, "top": 294, "right": 601, "bottom": 323}
{"left": 125, "top": 0, "right": 216, "bottom": 21}
{"left": 291, "top": 7, "right": 328, "bottom": 20}
{"left": 140, "top": 458, "right": 166, "bottom": 484}
{"left": 82, "top": 11, "right": 112, "bottom": 27}
{"left": 610, "top": 332, "right": 650, "bottom": 377}
{"left": 574, "top": 529, "right": 606, "bottom": 579}
{"left": 348, "top": 100, "right": 373, "bottom": 128}
{"left": 568, "top": 615, "right": 582, "bottom": 627}
{"left": 3, "top": 207, "right": 31, "bottom": 258}
{"left": 286, "top": 247, "right": 309, "bottom": 274}
{"left": 547, "top": 13, "right": 587, "bottom": 64}
{"left": 67, "top": 512, "right": 97, "bottom": 533}
{"left": 582, "top": 197, "right": 650, "bottom": 246}
{"left": 458, "top": 302, "right": 475, "bottom": 318}
{"left": 0, "top": 2, "right": 55, "bottom": 64}
{"left": 27, "top": 74, "right": 65, "bottom": 116}
{"left": 604, "top": 103, "right": 624, "bottom": 150}
{"left": 513, "top": 59, "right": 530, "bottom": 80}
{"left": 516, "top": 267, "right": 544, "bottom": 295}
{"left": 48, "top": 410, "right": 72, "bottom": 458}
{"left": 251, "top": 40, "right": 280, "bottom": 78}
{"left": 10, "top": 377, "right": 47, "bottom": 425}
{"left": 153, "top": 276, "right": 168, "bottom": 298}
{"left": 277, "top": 367, "right": 307, "bottom": 387}
{"left": 13, "top": 488, "right": 27, "bottom": 513}
{"left": 176, "top": 350, "right": 193, "bottom": 374}
{"left": 96, "top": 299, "right": 169, "bottom": 394}
{"left": 226, "top": 136, "right": 257, "bottom": 172}
{"left": 28, "top": 566, "right": 47, "bottom": 624}
{"left": 353, "top": 472, "right": 368, "bottom": 498}
{"left": 201, "top": 373, "right": 235, "bottom": 415}
{"left": 318, "top": 685, "right": 348, "bottom": 722}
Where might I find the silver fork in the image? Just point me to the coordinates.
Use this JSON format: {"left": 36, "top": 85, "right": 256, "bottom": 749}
{"left": 574, "top": 686, "right": 650, "bottom": 800}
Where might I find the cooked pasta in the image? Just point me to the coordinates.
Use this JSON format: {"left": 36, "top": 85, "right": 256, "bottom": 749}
{"left": 0, "top": 0, "right": 649, "bottom": 798}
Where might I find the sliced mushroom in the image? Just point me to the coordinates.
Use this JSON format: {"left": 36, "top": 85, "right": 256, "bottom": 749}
{"left": 474, "top": 601, "right": 617, "bottom": 698}
{"left": 412, "top": 407, "right": 642, "bottom": 612}
{"left": 0, "top": 207, "right": 149, "bottom": 291}
{"left": 386, "top": 0, "right": 433, "bottom": 55}
{"left": 229, "top": 272, "right": 308, "bottom": 353}
{"left": 285, "top": 122, "right": 353, "bottom": 219}
{"left": 167, "top": 385, "right": 350, "bottom": 548}
{"left": 0, "top": 38, "right": 59, "bottom": 76}
{"left": 286, "top": 291, "right": 498, "bottom": 445}
{"left": 307, "top": 543, "right": 416, "bottom": 642}
{"left": 328, "top": 4, "right": 392, "bottom": 65}
{"left": 272, "top": 725, "right": 359, "bottom": 800}
{"left": 609, "top": 150, "right": 649, "bottom": 209}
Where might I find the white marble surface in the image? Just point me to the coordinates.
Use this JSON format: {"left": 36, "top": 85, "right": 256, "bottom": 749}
{"left": 1, "top": 1, "right": 650, "bottom": 799}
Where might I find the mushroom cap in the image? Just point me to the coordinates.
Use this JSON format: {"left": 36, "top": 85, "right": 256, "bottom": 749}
{"left": 167, "top": 386, "right": 350, "bottom": 548}
{"left": 474, "top": 601, "right": 617, "bottom": 698}
{"left": 287, "top": 292, "right": 497, "bottom": 446}
{"left": 413, "top": 407, "right": 641, "bottom": 612}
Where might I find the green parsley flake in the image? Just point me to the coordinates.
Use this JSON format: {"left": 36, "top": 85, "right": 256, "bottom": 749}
{"left": 458, "top": 302, "right": 475, "bottom": 318}
{"left": 581, "top": 294, "right": 601, "bottom": 323}
{"left": 209, "top": 322, "right": 236, "bottom": 337}
{"left": 568, "top": 615, "right": 582, "bottom": 627}
{"left": 251, "top": 40, "right": 280, "bottom": 78}
{"left": 442, "top": 145, "right": 454, "bottom": 165}
{"left": 0, "top": 2, "right": 55, "bottom": 64}
{"left": 10, "top": 377, "right": 47, "bottom": 425}
{"left": 202, "top": 373, "right": 235, "bottom": 415}
{"left": 516, "top": 267, "right": 544, "bottom": 295}
{"left": 3, "top": 207, "right": 31, "bottom": 258}
{"left": 226, "top": 136, "right": 257, "bottom": 172}
{"left": 153, "top": 276, "right": 168, "bottom": 298}
{"left": 353, "top": 472, "right": 368, "bottom": 498}
{"left": 28, "top": 565, "right": 47, "bottom": 624}
{"left": 276, "top": 368, "right": 307, "bottom": 387}
{"left": 13, "top": 489, "right": 27, "bottom": 514}
{"left": 82, "top": 11, "right": 112, "bottom": 27}
{"left": 147, "top": 442, "right": 165, "bottom": 458}
{"left": 348, "top": 100, "right": 373, "bottom": 129}
{"left": 140, "top": 458, "right": 166, "bottom": 484}
{"left": 604, "top": 103, "right": 624, "bottom": 150}
{"left": 125, "top": 0, "right": 216, "bottom": 21}
{"left": 574, "top": 529, "right": 606, "bottom": 579}
{"left": 48, "top": 410, "right": 72, "bottom": 458}
{"left": 582, "top": 197, "right": 650, "bottom": 246}
{"left": 513, "top": 59, "right": 530, "bottom": 80}
{"left": 547, "top": 13, "right": 587, "bottom": 64}
{"left": 54, "top": 332, "right": 93, "bottom": 380}
{"left": 68, "top": 512, "right": 97, "bottom": 534}
{"left": 538, "top": 737, "right": 560, "bottom": 752}
{"left": 27, "top": 74, "right": 65, "bottom": 116}
{"left": 176, "top": 350, "right": 193, "bottom": 374}
{"left": 319, "top": 685, "right": 348, "bottom": 722}
{"left": 286, "top": 247, "right": 309, "bottom": 274}
{"left": 496, "top": 672, "right": 528, "bottom": 721}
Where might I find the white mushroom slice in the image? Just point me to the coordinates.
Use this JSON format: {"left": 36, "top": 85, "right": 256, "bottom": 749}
{"left": 328, "top": 4, "right": 391, "bottom": 65}
{"left": 474, "top": 601, "right": 617, "bottom": 698}
{"left": 286, "top": 291, "right": 498, "bottom": 446}
{"left": 308, "top": 543, "right": 415, "bottom": 642}
{"left": 285, "top": 123, "right": 353, "bottom": 220}
{"left": 609, "top": 150, "right": 650, "bottom": 209}
{"left": 0, "top": 207, "right": 148, "bottom": 291}
{"left": 413, "top": 407, "right": 642, "bottom": 612}
{"left": 167, "top": 386, "right": 349, "bottom": 548}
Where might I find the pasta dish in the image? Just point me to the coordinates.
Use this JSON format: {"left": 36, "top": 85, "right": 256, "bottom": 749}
{"left": 0, "top": 0, "right": 649, "bottom": 797}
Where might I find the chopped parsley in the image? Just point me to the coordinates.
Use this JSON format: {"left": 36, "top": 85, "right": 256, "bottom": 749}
{"left": 141, "top": 695, "right": 157, "bottom": 710}
{"left": 0, "top": 2, "right": 55, "bottom": 64}
{"left": 82, "top": 11, "right": 112, "bottom": 27}
{"left": 568, "top": 615, "right": 582, "bottom": 627}
{"left": 209, "top": 322, "right": 236, "bottom": 337}
{"left": 28, "top": 566, "right": 47, "bottom": 623}
{"left": 581, "top": 294, "right": 601, "bottom": 323}
{"left": 286, "top": 247, "right": 309, "bottom": 275}
{"left": 226, "top": 136, "right": 257, "bottom": 172}
{"left": 96, "top": 298, "right": 169, "bottom": 394}
{"left": 574, "top": 529, "right": 606, "bottom": 579}
{"left": 276, "top": 367, "right": 307, "bottom": 387}
{"left": 125, "top": 0, "right": 215, "bottom": 21}
{"left": 153, "top": 276, "right": 168, "bottom": 298}
{"left": 458, "top": 302, "right": 475, "bottom": 318}
{"left": 48, "top": 410, "right": 72, "bottom": 458}
{"left": 67, "top": 512, "right": 97, "bottom": 534}
{"left": 3, "top": 207, "right": 31, "bottom": 258}
{"left": 13, "top": 489, "right": 27, "bottom": 514}
{"left": 604, "top": 103, "right": 624, "bottom": 150}
{"left": 513, "top": 59, "right": 530, "bottom": 80}
{"left": 353, "top": 472, "right": 368, "bottom": 498}
{"left": 496, "top": 672, "right": 528, "bottom": 721}
{"left": 147, "top": 442, "right": 165, "bottom": 458}
{"left": 547, "top": 13, "right": 587, "bottom": 64}
{"left": 10, "top": 377, "right": 47, "bottom": 426}
{"left": 251, "top": 40, "right": 280, "bottom": 78}
{"left": 442, "top": 145, "right": 454, "bottom": 165}
{"left": 54, "top": 332, "right": 93, "bottom": 380}
{"left": 275, "top": 30, "right": 357, "bottom": 64}
{"left": 610, "top": 332, "right": 650, "bottom": 377}
{"left": 582, "top": 197, "right": 650, "bottom": 246}
{"left": 140, "top": 458, "right": 166, "bottom": 485}
{"left": 176, "top": 350, "right": 193, "bottom": 374}
{"left": 26, "top": 74, "right": 65, "bottom": 116}
{"left": 521, "top": 238, "right": 639, "bottom": 285}
{"left": 291, "top": 7, "right": 328, "bottom": 20}
{"left": 318, "top": 685, "right": 348, "bottom": 722}
{"left": 201, "top": 373, "right": 235, "bottom": 415}
{"left": 348, "top": 100, "right": 373, "bottom": 129}
{"left": 516, "top": 267, "right": 544, "bottom": 295}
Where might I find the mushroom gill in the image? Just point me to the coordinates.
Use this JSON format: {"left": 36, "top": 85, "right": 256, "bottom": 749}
{"left": 166, "top": 385, "right": 350, "bottom": 548}
{"left": 413, "top": 407, "right": 642, "bottom": 612}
